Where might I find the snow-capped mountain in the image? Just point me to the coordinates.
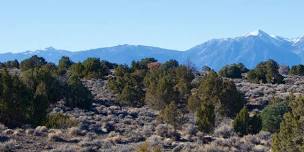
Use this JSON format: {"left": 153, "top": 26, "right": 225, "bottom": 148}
{"left": 0, "top": 30, "right": 304, "bottom": 70}
{"left": 293, "top": 36, "right": 304, "bottom": 50}
{"left": 184, "top": 30, "right": 301, "bottom": 69}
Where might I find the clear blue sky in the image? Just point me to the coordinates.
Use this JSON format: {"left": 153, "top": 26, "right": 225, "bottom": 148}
{"left": 0, "top": 0, "right": 303, "bottom": 53}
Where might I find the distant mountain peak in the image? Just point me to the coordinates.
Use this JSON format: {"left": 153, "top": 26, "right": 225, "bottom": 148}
{"left": 45, "top": 47, "right": 57, "bottom": 51}
{"left": 244, "top": 29, "right": 271, "bottom": 37}
{"left": 0, "top": 30, "right": 304, "bottom": 70}
{"left": 186, "top": 29, "right": 303, "bottom": 69}
{"left": 293, "top": 36, "right": 304, "bottom": 43}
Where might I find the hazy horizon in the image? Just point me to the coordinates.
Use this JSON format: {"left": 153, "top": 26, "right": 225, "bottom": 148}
{"left": 0, "top": 29, "right": 301, "bottom": 54}
{"left": 1, "top": 0, "right": 304, "bottom": 53}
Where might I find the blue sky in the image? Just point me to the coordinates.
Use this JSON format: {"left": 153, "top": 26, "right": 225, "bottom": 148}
{"left": 0, "top": 0, "right": 303, "bottom": 53}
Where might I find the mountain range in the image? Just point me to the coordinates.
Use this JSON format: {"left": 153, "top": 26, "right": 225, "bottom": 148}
{"left": 1, "top": 30, "right": 304, "bottom": 70}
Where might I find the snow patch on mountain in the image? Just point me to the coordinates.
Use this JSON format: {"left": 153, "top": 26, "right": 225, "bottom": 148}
{"left": 184, "top": 30, "right": 302, "bottom": 70}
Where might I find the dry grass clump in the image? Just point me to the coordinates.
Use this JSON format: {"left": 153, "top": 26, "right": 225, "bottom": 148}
{"left": 45, "top": 113, "right": 78, "bottom": 129}
{"left": 77, "top": 136, "right": 115, "bottom": 151}
{"left": 49, "top": 143, "right": 79, "bottom": 152}
{"left": 252, "top": 145, "right": 268, "bottom": 152}
{"left": 181, "top": 123, "right": 197, "bottom": 136}
{"left": 34, "top": 126, "right": 48, "bottom": 136}
{"left": 200, "top": 142, "right": 228, "bottom": 152}
{"left": 104, "top": 134, "right": 128, "bottom": 144}
{"left": 48, "top": 129, "right": 64, "bottom": 142}
{"left": 199, "top": 131, "right": 271, "bottom": 152}
{"left": 155, "top": 124, "right": 176, "bottom": 138}
{"left": 214, "top": 123, "right": 235, "bottom": 138}
{"left": 68, "top": 127, "right": 86, "bottom": 137}
{"left": 136, "top": 141, "right": 162, "bottom": 152}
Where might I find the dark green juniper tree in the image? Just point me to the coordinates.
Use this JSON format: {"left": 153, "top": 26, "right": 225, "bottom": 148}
{"left": 196, "top": 103, "right": 215, "bottom": 133}
{"left": 233, "top": 108, "right": 262, "bottom": 136}
{"left": 58, "top": 56, "right": 74, "bottom": 75}
{"left": 247, "top": 59, "right": 284, "bottom": 84}
{"left": 219, "top": 63, "right": 248, "bottom": 78}
{"left": 272, "top": 96, "right": 304, "bottom": 152}
{"left": 0, "top": 69, "right": 33, "bottom": 127}
{"left": 188, "top": 71, "right": 246, "bottom": 132}
{"left": 65, "top": 75, "right": 93, "bottom": 109}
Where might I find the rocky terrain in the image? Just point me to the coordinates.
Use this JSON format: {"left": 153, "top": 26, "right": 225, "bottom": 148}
{"left": 234, "top": 76, "right": 304, "bottom": 110}
{"left": 1, "top": 76, "right": 303, "bottom": 152}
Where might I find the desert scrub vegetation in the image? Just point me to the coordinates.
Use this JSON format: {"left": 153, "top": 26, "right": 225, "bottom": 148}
{"left": 213, "top": 119, "right": 235, "bottom": 138}
{"left": 196, "top": 103, "right": 215, "bottom": 133}
{"left": 108, "top": 58, "right": 194, "bottom": 108}
{"left": 68, "top": 57, "right": 112, "bottom": 79}
{"left": 20, "top": 55, "right": 48, "bottom": 71}
{"left": 108, "top": 58, "right": 157, "bottom": 107}
{"left": 188, "top": 71, "right": 245, "bottom": 117}
{"left": 136, "top": 142, "right": 162, "bottom": 152}
{"left": 260, "top": 100, "right": 289, "bottom": 133}
{"left": 0, "top": 68, "right": 34, "bottom": 127}
{"left": 233, "top": 108, "right": 262, "bottom": 136}
{"left": 289, "top": 64, "right": 304, "bottom": 76}
{"left": 0, "top": 55, "right": 111, "bottom": 127}
{"left": 158, "top": 102, "right": 183, "bottom": 132}
{"left": 144, "top": 60, "right": 194, "bottom": 110}
{"left": 219, "top": 63, "right": 248, "bottom": 78}
{"left": 272, "top": 96, "right": 304, "bottom": 152}
{"left": 44, "top": 113, "right": 78, "bottom": 129}
{"left": 108, "top": 64, "right": 145, "bottom": 107}
{"left": 65, "top": 75, "right": 93, "bottom": 109}
{"left": 1, "top": 56, "right": 304, "bottom": 151}
{"left": 81, "top": 58, "right": 110, "bottom": 79}
{"left": 58, "top": 56, "right": 74, "bottom": 75}
{"left": 198, "top": 131, "right": 271, "bottom": 152}
{"left": 247, "top": 59, "right": 284, "bottom": 84}
{"left": 0, "top": 59, "right": 19, "bottom": 69}
{"left": 187, "top": 71, "right": 246, "bottom": 132}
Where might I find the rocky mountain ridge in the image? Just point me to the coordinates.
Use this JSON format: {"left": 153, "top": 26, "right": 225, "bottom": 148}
{"left": 1, "top": 30, "right": 304, "bottom": 70}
